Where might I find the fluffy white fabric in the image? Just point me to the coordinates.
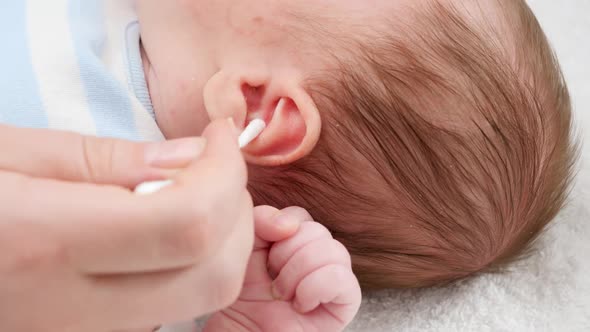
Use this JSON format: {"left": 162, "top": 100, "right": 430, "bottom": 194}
{"left": 164, "top": 1, "right": 590, "bottom": 331}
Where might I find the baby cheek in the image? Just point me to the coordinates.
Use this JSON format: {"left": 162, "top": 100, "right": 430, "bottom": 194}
{"left": 159, "top": 81, "right": 209, "bottom": 138}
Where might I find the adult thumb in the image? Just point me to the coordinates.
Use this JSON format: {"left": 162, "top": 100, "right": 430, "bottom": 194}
{"left": 0, "top": 125, "right": 205, "bottom": 188}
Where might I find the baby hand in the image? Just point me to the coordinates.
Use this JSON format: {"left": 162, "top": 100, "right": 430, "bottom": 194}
{"left": 204, "top": 206, "right": 362, "bottom": 332}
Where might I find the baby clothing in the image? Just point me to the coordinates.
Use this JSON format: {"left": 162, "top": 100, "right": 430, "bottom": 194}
{"left": 0, "top": 0, "right": 162, "bottom": 141}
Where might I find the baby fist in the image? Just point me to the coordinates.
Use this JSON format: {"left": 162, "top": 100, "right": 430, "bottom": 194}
{"left": 204, "top": 206, "right": 362, "bottom": 332}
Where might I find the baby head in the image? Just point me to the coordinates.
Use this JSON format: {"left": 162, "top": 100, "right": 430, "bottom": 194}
{"left": 138, "top": 0, "right": 577, "bottom": 288}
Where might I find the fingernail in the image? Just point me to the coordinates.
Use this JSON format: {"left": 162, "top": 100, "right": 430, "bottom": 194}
{"left": 274, "top": 213, "right": 299, "bottom": 230}
{"left": 271, "top": 282, "right": 283, "bottom": 300}
{"left": 145, "top": 138, "right": 206, "bottom": 168}
{"left": 267, "top": 262, "right": 278, "bottom": 280}
{"left": 292, "top": 300, "right": 304, "bottom": 314}
{"left": 227, "top": 117, "right": 236, "bottom": 128}
{"left": 227, "top": 117, "right": 241, "bottom": 136}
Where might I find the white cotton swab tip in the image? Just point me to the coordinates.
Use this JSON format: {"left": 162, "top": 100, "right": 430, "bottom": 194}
{"left": 134, "top": 180, "right": 175, "bottom": 196}
{"left": 134, "top": 119, "right": 267, "bottom": 195}
{"left": 238, "top": 118, "right": 266, "bottom": 148}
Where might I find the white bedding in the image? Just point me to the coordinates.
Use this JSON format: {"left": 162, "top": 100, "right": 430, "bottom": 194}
{"left": 165, "top": 1, "right": 590, "bottom": 331}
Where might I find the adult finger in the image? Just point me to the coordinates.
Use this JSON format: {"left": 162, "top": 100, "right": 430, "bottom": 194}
{"left": 57, "top": 120, "right": 247, "bottom": 274}
{"left": 0, "top": 124, "right": 204, "bottom": 188}
{"left": 87, "top": 196, "right": 254, "bottom": 329}
{"left": 166, "top": 119, "right": 248, "bottom": 247}
{"left": 0, "top": 169, "right": 224, "bottom": 274}
{"left": 175, "top": 118, "right": 245, "bottom": 190}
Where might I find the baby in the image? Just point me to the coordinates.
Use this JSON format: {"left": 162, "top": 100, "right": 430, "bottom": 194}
{"left": 139, "top": 0, "right": 576, "bottom": 289}
{"left": 2, "top": 0, "right": 361, "bottom": 331}
{"left": 1, "top": 0, "right": 575, "bottom": 328}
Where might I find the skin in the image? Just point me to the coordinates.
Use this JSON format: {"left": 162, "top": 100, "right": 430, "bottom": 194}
{"left": 136, "top": 0, "right": 368, "bottom": 330}
{"left": 203, "top": 206, "right": 362, "bottom": 332}
{"left": 138, "top": 0, "right": 328, "bottom": 166}
{"left": 0, "top": 0, "right": 370, "bottom": 330}
{"left": 0, "top": 120, "right": 256, "bottom": 331}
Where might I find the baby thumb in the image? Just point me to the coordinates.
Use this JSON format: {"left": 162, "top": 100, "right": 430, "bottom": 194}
{"left": 254, "top": 206, "right": 301, "bottom": 249}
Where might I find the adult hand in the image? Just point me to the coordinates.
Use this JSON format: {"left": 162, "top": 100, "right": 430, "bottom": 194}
{"left": 0, "top": 119, "right": 254, "bottom": 331}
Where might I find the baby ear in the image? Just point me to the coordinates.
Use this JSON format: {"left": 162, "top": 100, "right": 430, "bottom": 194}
{"left": 203, "top": 69, "right": 267, "bottom": 131}
{"left": 203, "top": 69, "right": 321, "bottom": 166}
{"left": 243, "top": 85, "right": 321, "bottom": 166}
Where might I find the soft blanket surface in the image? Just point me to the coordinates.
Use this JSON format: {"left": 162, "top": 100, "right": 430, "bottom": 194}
{"left": 164, "top": 1, "right": 590, "bottom": 331}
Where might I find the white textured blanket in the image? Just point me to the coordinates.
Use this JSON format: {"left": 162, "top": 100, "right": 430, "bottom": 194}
{"left": 165, "top": 1, "right": 590, "bottom": 331}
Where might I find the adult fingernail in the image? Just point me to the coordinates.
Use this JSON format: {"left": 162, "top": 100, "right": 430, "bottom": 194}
{"left": 227, "top": 117, "right": 241, "bottom": 136}
{"left": 145, "top": 138, "right": 206, "bottom": 168}
{"left": 271, "top": 281, "right": 283, "bottom": 300}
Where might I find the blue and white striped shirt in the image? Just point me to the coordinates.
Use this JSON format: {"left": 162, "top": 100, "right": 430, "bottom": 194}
{"left": 0, "top": 0, "right": 163, "bottom": 141}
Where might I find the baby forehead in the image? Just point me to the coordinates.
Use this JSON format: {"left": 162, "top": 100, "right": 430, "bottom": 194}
{"left": 305, "top": 0, "right": 510, "bottom": 44}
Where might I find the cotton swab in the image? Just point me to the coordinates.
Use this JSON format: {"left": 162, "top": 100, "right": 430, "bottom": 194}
{"left": 134, "top": 118, "right": 268, "bottom": 195}
{"left": 134, "top": 179, "right": 175, "bottom": 195}
{"left": 238, "top": 118, "right": 266, "bottom": 148}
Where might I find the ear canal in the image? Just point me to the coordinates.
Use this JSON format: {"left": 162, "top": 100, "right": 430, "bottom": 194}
{"left": 242, "top": 83, "right": 267, "bottom": 125}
